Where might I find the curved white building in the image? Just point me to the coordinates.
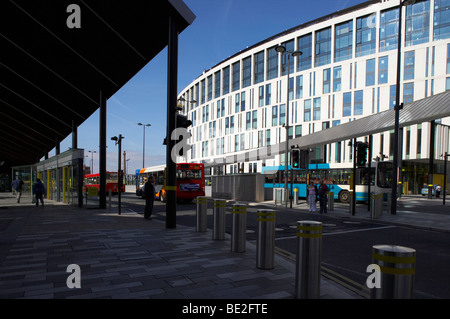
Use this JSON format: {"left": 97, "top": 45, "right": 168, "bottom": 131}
{"left": 178, "top": 0, "right": 450, "bottom": 195}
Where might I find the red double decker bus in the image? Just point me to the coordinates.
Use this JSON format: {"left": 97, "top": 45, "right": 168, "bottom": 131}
{"left": 135, "top": 163, "right": 205, "bottom": 202}
{"left": 84, "top": 172, "right": 125, "bottom": 195}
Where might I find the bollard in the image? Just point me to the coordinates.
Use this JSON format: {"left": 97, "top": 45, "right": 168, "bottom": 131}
{"left": 109, "top": 189, "right": 112, "bottom": 211}
{"left": 195, "top": 196, "right": 208, "bottom": 232}
{"left": 371, "top": 245, "right": 416, "bottom": 299}
{"left": 213, "top": 199, "right": 226, "bottom": 240}
{"left": 293, "top": 188, "right": 298, "bottom": 205}
{"left": 295, "top": 221, "right": 322, "bottom": 299}
{"left": 256, "top": 209, "right": 276, "bottom": 270}
{"left": 386, "top": 193, "right": 391, "bottom": 214}
{"left": 370, "top": 193, "right": 383, "bottom": 218}
{"left": 328, "top": 191, "right": 334, "bottom": 211}
{"left": 348, "top": 191, "right": 354, "bottom": 214}
{"left": 231, "top": 204, "right": 247, "bottom": 252}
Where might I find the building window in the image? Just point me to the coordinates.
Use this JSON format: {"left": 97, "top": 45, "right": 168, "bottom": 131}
{"left": 315, "top": 27, "right": 332, "bottom": 67}
{"left": 405, "top": 0, "right": 430, "bottom": 46}
{"left": 343, "top": 92, "right": 351, "bottom": 117}
{"left": 378, "top": 56, "right": 388, "bottom": 84}
{"left": 447, "top": 44, "right": 450, "bottom": 74}
{"left": 267, "top": 46, "right": 278, "bottom": 80}
{"left": 323, "top": 68, "right": 331, "bottom": 94}
{"left": 417, "top": 124, "right": 422, "bottom": 156}
{"left": 380, "top": 7, "right": 400, "bottom": 52}
{"left": 214, "top": 71, "right": 221, "bottom": 99}
{"left": 230, "top": 115, "right": 235, "bottom": 134}
{"left": 279, "top": 104, "right": 286, "bottom": 126}
{"left": 222, "top": 66, "right": 230, "bottom": 95}
{"left": 266, "top": 84, "right": 272, "bottom": 105}
{"left": 242, "top": 57, "right": 251, "bottom": 88}
{"left": 433, "top": 0, "right": 450, "bottom": 41}
{"left": 366, "top": 58, "right": 375, "bottom": 86}
{"left": 258, "top": 131, "right": 264, "bottom": 147}
{"left": 207, "top": 75, "right": 213, "bottom": 101}
{"left": 254, "top": 51, "right": 265, "bottom": 84}
{"left": 272, "top": 106, "right": 278, "bottom": 127}
{"left": 225, "top": 117, "right": 229, "bottom": 135}
{"left": 404, "top": 51, "right": 415, "bottom": 80}
{"left": 266, "top": 129, "right": 271, "bottom": 146}
{"left": 297, "top": 33, "right": 312, "bottom": 72}
{"left": 234, "top": 135, "right": 239, "bottom": 152}
{"left": 246, "top": 112, "right": 251, "bottom": 130}
{"left": 354, "top": 90, "right": 363, "bottom": 115}
{"left": 241, "top": 92, "right": 246, "bottom": 112}
{"left": 235, "top": 93, "right": 240, "bottom": 113}
{"left": 258, "top": 86, "right": 264, "bottom": 107}
{"left": 240, "top": 134, "right": 245, "bottom": 151}
{"left": 296, "top": 75, "right": 303, "bottom": 99}
{"left": 356, "top": 14, "right": 376, "bottom": 57}
{"left": 295, "top": 125, "right": 302, "bottom": 137}
{"left": 201, "top": 79, "right": 206, "bottom": 104}
{"left": 333, "top": 66, "right": 341, "bottom": 92}
{"left": 335, "top": 20, "right": 353, "bottom": 62}
{"left": 252, "top": 110, "right": 258, "bottom": 129}
{"left": 403, "top": 82, "right": 414, "bottom": 104}
{"left": 232, "top": 61, "right": 240, "bottom": 92}
{"left": 281, "top": 39, "right": 295, "bottom": 76}
{"left": 289, "top": 77, "right": 294, "bottom": 101}
{"left": 304, "top": 99, "right": 311, "bottom": 122}
{"left": 447, "top": 77, "right": 450, "bottom": 90}
{"left": 390, "top": 85, "right": 397, "bottom": 109}
{"left": 313, "top": 97, "right": 321, "bottom": 121}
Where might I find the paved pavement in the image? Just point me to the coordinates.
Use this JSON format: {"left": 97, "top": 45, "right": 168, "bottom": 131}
{"left": 0, "top": 191, "right": 449, "bottom": 302}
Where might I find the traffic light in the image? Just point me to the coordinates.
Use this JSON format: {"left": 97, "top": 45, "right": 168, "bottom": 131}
{"left": 300, "top": 150, "right": 309, "bottom": 169}
{"left": 291, "top": 149, "right": 300, "bottom": 168}
{"left": 176, "top": 114, "right": 192, "bottom": 129}
{"left": 356, "top": 142, "right": 369, "bottom": 167}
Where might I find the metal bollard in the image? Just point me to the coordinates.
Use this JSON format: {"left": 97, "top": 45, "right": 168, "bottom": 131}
{"left": 293, "top": 188, "right": 298, "bottom": 205}
{"left": 371, "top": 245, "right": 416, "bottom": 299}
{"left": 256, "top": 209, "right": 276, "bottom": 270}
{"left": 295, "top": 221, "right": 322, "bottom": 299}
{"left": 195, "top": 196, "right": 208, "bottom": 232}
{"left": 348, "top": 191, "right": 354, "bottom": 214}
{"left": 328, "top": 191, "right": 334, "bottom": 211}
{"left": 231, "top": 204, "right": 247, "bottom": 252}
{"left": 213, "top": 199, "right": 226, "bottom": 240}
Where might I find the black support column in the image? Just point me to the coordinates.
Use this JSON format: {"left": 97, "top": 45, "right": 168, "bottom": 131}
{"left": 99, "top": 91, "right": 107, "bottom": 209}
{"left": 166, "top": 14, "right": 179, "bottom": 229}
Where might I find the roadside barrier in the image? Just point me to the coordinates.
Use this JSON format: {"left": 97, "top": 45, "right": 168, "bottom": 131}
{"left": 213, "top": 199, "right": 226, "bottom": 240}
{"left": 256, "top": 209, "right": 276, "bottom": 269}
{"left": 295, "top": 220, "right": 322, "bottom": 299}
{"left": 231, "top": 204, "right": 247, "bottom": 252}
{"left": 195, "top": 196, "right": 208, "bottom": 232}
{"left": 371, "top": 245, "right": 416, "bottom": 299}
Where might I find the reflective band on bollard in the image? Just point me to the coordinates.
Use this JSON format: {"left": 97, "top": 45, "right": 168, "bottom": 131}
{"left": 195, "top": 196, "right": 208, "bottom": 232}
{"left": 256, "top": 209, "right": 276, "bottom": 270}
{"left": 371, "top": 245, "right": 416, "bottom": 299}
{"left": 231, "top": 204, "right": 247, "bottom": 253}
{"left": 213, "top": 199, "right": 226, "bottom": 240}
{"left": 295, "top": 221, "right": 322, "bottom": 299}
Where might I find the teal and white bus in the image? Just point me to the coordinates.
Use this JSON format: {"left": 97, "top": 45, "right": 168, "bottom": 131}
{"left": 262, "top": 161, "right": 393, "bottom": 202}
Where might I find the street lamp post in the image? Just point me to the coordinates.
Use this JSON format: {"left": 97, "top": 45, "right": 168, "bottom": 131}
{"left": 392, "top": 0, "right": 424, "bottom": 215}
{"left": 138, "top": 123, "right": 151, "bottom": 169}
{"left": 111, "top": 134, "right": 125, "bottom": 215}
{"left": 275, "top": 45, "right": 302, "bottom": 207}
{"left": 88, "top": 150, "right": 96, "bottom": 174}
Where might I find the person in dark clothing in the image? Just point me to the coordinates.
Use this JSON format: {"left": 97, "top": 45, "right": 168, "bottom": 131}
{"left": 12, "top": 177, "right": 24, "bottom": 203}
{"left": 318, "top": 178, "right": 330, "bottom": 214}
{"left": 33, "top": 178, "right": 46, "bottom": 206}
{"left": 144, "top": 176, "right": 155, "bottom": 220}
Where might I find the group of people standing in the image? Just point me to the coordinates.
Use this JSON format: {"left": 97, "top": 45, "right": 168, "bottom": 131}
{"left": 307, "top": 178, "right": 330, "bottom": 214}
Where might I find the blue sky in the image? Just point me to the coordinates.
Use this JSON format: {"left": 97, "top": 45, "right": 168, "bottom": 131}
{"left": 56, "top": 0, "right": 367, "bottom": 175}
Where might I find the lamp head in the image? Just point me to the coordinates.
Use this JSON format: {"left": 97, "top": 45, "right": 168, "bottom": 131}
{"left": 275, "top": 45, "right": 286, "bottom": 53}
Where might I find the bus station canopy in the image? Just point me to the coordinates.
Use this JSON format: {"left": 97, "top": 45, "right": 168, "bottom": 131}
{"left": 209, "top": 90, "right": 450, "bottom": 167}
{"left": 0, "top": 0, "right": 195, "bottom": 170}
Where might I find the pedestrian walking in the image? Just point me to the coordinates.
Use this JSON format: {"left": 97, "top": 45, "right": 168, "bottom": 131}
{"left": 318, "top": 178, "right": 330, "bottom": 214}
{"left": 144, "top": 176, "right": 155, "bottom": 220}
{"left": 12, "top": 177, "right": 24, "bottom": 203}
{"left": 32, "top": 178, "right": 45, "bottom": 206}
{"left": 307, "top": 182, "right": 318, "bottom": 212}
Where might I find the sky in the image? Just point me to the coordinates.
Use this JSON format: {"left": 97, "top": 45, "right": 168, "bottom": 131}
{"left": 55, "top": 0, "right": 368, "bottom": 175}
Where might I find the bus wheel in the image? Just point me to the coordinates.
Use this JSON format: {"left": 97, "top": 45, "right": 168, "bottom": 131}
{"left": 339, "top": 190, "right": 349, "bottom": 203}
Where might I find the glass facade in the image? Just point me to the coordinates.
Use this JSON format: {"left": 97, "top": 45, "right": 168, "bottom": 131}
{"left": 297, "top": 33, "right": 312, "bottom": 71}
{"left": 434, "top": 0, "right": 450, "bottom": 40}
{"left": 254, "top": 51, "right": 265, "bottom": 84}
{"left": 356, "top": 14, "right": 376, "bottom": 57}
{"left": 335, "top": 20, "right": 353, "bottom": 62}
{"left": 380, "top": 7, "right": 399, "bottom": 52}
{"left": 315, "top": 27, "right": 332, "bottom": 67}
{"left": 405, "top": 0, "right": 430, "bottom": 46}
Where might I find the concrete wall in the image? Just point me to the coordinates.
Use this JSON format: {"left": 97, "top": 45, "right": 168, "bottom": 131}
{"left": 211, "top": 174, "right": 265, "bottom": 202}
